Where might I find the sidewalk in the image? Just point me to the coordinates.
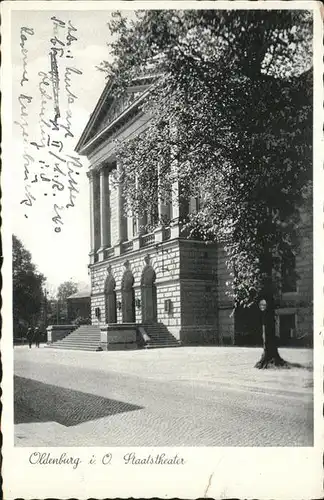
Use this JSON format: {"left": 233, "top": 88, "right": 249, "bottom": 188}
{"left": 14, "top": 346, "right": 313, "bottom": 447}
{"left": 14, "top": 345, "right": 313, "bottom": 397}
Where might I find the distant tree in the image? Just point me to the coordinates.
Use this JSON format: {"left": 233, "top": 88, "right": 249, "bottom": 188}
{"left": 101, "top": 10, "right": 312, "bottom": 368}
{"left": 13, "top": 235, "right": 45, "bottom": 337}
{"left": 56, "top": 280, "right": 78, "bottom": 321}
{"left": 57, "top": 281, "right": 78, "bottom": 302}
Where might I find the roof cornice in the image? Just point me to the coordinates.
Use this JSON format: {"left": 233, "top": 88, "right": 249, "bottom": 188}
{"left": 75, "top": 73, "right": 162, "bottom": 157}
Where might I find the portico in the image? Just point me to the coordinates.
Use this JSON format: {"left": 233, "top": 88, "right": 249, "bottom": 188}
{"left": 87, "top": 160, "right": 182, "bottom": 265}
{"left": 75, "top": 75, "right": 224, "bottom": 346}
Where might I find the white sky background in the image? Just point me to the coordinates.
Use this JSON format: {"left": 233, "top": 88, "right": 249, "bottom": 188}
{"left": 11, "top": 10, "right": 120, "bottom": 292}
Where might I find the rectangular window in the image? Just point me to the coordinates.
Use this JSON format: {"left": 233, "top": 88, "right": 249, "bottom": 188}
{"left": 189, "top": 195, "right": 200, "bottom": 214}
{"left": 281, "top": 253, "right": 297, "bottom": 293}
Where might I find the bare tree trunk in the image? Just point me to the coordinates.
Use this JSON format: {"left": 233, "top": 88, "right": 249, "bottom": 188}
{"left": 255, "top": 314, "right": 288, "bottom": 368}
{"left": 255, "top": 245, "right": 289, "bottom": 369}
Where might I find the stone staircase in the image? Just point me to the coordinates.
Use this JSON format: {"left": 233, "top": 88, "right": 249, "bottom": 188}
{"left": 139, "top": 323, "right": 181, "bottom": 349}
{"left": 46, "top": 325, "right": 102, "bottom": 351}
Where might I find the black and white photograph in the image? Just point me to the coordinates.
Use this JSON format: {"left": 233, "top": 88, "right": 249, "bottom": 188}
{"left": 2, "top": 1, "right": 323, "bottom": 498}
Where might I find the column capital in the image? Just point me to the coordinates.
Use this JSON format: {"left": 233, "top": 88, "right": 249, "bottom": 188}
{"left": 99, "top": 165, "right": 109, "bottom": 176}
{"left": 87, "top": 169, "right": 96, "bottom": 180}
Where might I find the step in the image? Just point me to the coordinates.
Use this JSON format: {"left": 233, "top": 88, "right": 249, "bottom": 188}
{"left": 59, "top": 336, "right": 100, "bottom": 340}
{"left": 145, "top": 336, "right": 179, "bottom": 341}
{"left": 47, "top": 346, "right": 102, "bottom": 351}
{"left": 47, "top": 344, "right": 100, "bottom": 349}
{"left": 50, "top": 338, "right": 99, "bottom": 343}
{"left": 144, "top": 333, "right": 179, "bottom": 339}
{"left": 59, "top": 336, "right": 100, "bottom": 341}
{"left": 54, "top": 343, "right": 100, "bottom": 347}
{"left": 46, "top": 339, "right": 100, "bottom": 346}
{"left": 146, "top": 342, "right": 180, "bottom": 346}
{"left": 145, "top": 343, "right": 181, "bottom": 349}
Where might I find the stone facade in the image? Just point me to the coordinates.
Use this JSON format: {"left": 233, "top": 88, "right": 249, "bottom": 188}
{"left": 75, "top": 77, "right": 313, "bottom": 347}
{"left": 88, "top": 237, "right": 220, "bottom": 344}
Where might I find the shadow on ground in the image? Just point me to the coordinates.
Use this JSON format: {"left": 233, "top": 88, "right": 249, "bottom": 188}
{"left": 14, "top": 376, "right": 143, "bottom": 426}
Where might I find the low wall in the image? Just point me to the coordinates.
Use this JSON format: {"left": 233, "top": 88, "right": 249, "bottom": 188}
{"left": 46, "top": 325, "right": 75, "bottom": 344}
{"left": 180, "top": 325, "right": 219, "bottom": 345}
{"left": 100, "top": 324, "right": 137, "bottom": 351}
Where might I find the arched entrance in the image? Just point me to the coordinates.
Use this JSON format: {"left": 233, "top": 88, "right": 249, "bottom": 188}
{"left": 141, "top": 255, "right": 157, "bottom": 323}
{"left": 104, "top": 267, "right": 117, "bottom": 323}
{"left": 121, "top": 261, "right": 135, "bottom": 322}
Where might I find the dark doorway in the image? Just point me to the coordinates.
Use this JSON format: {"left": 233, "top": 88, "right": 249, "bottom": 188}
{"left": 121, "top": 264, "right": 135, "bottom": 323}
{"left": 279, "top": 314, "right": 296, "bottom": 346}
{"left": 104, "top": 273, "right": 117, "bottom": 323}
{"left": 234, "top": 304, "right": 262, "bottom": 346}
{"left": 141, "top": 260, "right": 157, "bottom": 323}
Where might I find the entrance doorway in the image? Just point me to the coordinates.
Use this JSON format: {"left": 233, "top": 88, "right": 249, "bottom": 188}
{"left": 141, "top": 260, "right": 157, "bottom": 323}
{"left": 104, "top": 274, "right": 117, "bottom": 323}
{"left": 121, "top": 263, "right": 135, "bottom": 322}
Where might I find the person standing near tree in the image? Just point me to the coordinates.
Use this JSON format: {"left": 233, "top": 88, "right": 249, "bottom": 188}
{"left": 26, "top": 327, "right": 34, "bottom": 349}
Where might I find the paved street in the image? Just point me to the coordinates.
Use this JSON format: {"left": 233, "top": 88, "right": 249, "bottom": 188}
{"left": 14, "top": 346, "right": 313, "bottom": 447}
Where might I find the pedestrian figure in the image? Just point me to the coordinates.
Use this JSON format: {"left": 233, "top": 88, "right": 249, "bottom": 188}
{"left": 34, "top": 327, "right": 41, "bottom": 348}
{"left": 26, "top": 327, "right": 34, "bottom": 349}
{"left": 259, "top": 299, "right": 267, "bottom": 345}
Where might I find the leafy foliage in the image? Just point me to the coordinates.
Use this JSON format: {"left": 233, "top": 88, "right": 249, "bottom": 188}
{"left": 57, "top": 281, "right": 78, "bottom": 302}
{"left": 13, "top": 235, "right": 45, "bottom": 336}
{"left": 101, "top": 10, "right": 312, "bottom": 307}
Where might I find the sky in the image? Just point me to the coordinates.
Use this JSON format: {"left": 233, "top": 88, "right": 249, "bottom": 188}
{"left": 11, "top": 10, "right": 119, "bottom": 292}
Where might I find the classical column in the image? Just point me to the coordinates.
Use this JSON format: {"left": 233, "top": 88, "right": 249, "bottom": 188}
{"left": 169, "top": 121, "right": 180, "bottom": 239}
{"left": 93, "top": 171, "right": 101, "bottom": 258}
{"left": 154, "top": 163, "right": 169, "bottom": 243}
{"left": 115, "top": 162, "right": 127, "bottom": 256}
{"left": 87, "top": 170, "right": 96, "bottom": 264}
{"left": 170, "top": 171, "right": 180, "bottom": 238}
{"left": 97, "top": 167, "right": 111, "bottom": 261}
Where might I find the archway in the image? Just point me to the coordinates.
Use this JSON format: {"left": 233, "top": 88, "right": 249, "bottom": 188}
{"left": 121, "top": 261, "right": 135, "bottom": 322}
{"left": 104, "top": 269, "right": 117, "bottom": 324}
{"left": 141, "top": 256, "right": 157, "bottom": 324}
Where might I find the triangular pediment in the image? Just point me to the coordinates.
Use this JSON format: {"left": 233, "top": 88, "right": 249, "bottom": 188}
{"left": 75, "top": 74, "right": 159, "bottom": 156}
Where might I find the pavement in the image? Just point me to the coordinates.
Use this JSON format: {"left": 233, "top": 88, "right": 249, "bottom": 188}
{"left": 14, "top": 345, "right": 313, "bottom": 447}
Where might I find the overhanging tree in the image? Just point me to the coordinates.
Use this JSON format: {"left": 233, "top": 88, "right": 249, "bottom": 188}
{"left": 100, "top": 10, "right": 312, "bottom": 367}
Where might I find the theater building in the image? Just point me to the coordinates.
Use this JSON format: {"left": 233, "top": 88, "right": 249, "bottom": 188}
{"left": 75, "top": 76, "right": 313, "bottom": 349}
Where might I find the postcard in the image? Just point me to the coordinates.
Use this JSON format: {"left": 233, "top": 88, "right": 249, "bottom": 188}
{"left": 2, "top": 1, "right": 323, "bottom": 498}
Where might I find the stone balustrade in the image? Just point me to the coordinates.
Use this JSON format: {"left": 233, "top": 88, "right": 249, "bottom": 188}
{"left": 46, "top": 324, "right": 76, "bottom": 344}
{"left": 141, "top": 232, "right": 155, "bottom": 247}
{"left": 95, "top": 225, "right": 175, "bottom": 262}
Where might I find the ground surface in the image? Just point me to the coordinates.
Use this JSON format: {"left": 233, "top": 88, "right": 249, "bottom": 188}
{"left": 14, "top": 345, "right": 313, "bottom": 447}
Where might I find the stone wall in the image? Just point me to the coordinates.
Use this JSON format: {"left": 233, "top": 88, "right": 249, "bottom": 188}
{"left": 89, "top": 237, "right": 224, "bottom": 344}
{"left": 90, "top": 239, "right": 181, "bottom": 327}
{"left": 156, "top": 281, "right": 181, "bottom": 338}
{"left": 179, "top": 240, "right": 218, "bottom": 281}
{"left": 177, "top": 240, "right": 219, "bottom": 344}
{"left": 216, "top": 246, "right": 235, "bottom": 343}
{"left": 276, "top": 228, "right": 313, "bottom": 341}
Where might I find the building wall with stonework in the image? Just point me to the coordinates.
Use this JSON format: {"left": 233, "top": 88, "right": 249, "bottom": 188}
{"left": 274, "top": 224, "right": 313, "bottom": 345}
{"left": 89, "top": 237, "right": 221, "bottom": 345}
